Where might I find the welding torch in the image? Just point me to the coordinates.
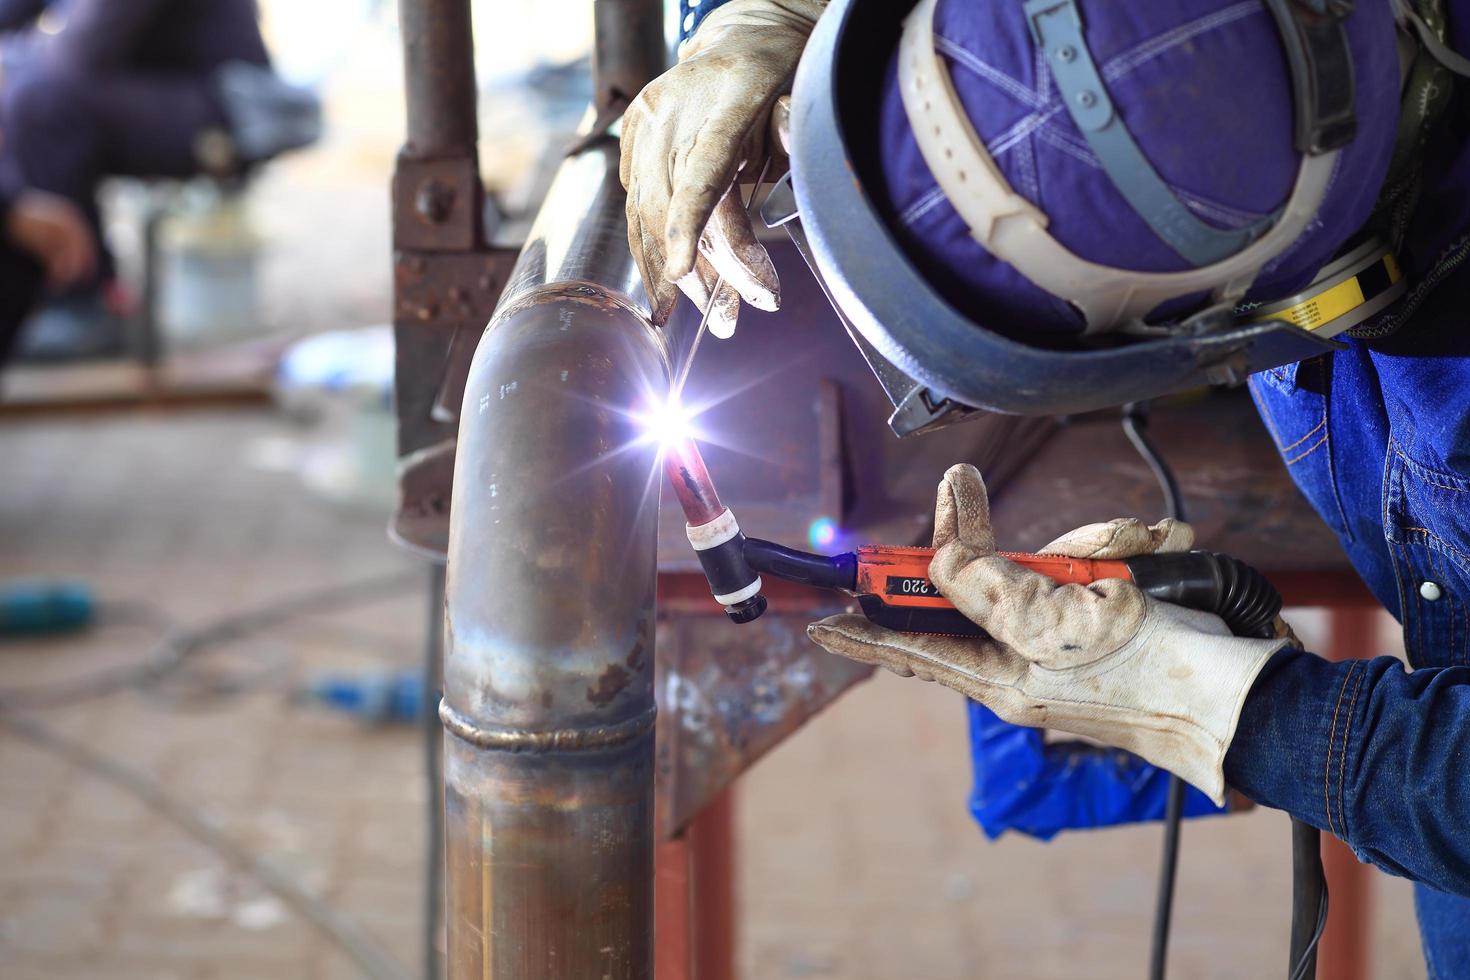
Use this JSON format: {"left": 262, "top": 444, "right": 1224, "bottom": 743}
{"left": 664, "top": 433, "right": 1281, "bottom": 639}
{"left": 664, "top": 426, "right": 1325, "bottom": 980}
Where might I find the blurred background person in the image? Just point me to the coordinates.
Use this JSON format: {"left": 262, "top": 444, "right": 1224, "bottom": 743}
{"left": 0, "top": 0, "right": 276, "bottom": 362}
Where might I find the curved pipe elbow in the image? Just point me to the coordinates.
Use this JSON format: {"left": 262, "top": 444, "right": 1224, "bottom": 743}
{"left": 444, "top": 288, "right": 668, "bottom": 737}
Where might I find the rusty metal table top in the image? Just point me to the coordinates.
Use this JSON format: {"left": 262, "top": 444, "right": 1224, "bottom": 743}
{"left": 988, "top": 394, "right": 1352, "bottom": 575}
{"left": 657, "top": 242, "right": 1358, "bottom": 587}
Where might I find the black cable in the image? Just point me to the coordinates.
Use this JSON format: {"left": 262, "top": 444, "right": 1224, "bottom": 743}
{"left": 1122, "top": 401, "right": 1327, "bottom": 980}
{"left": 1121, "top": 403, "right": 1189, "bottom": 980}
{"left": 1121, "top": 402, "right": 1185, "bottom": 525}
{"left": 423, "top": 565, "right": 446, "bottom": 980}
{"left": 0, "top": 571, "right": 418, "bottom": 711}
{"left": 1288, "top": 820, "right": 1329, "bottom": 980}
{"left": 1149, "top": 777, "right": 1188, "bottom": 980}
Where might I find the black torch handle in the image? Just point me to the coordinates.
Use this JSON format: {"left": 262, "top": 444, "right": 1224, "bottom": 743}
{"left": 1124, "top": 551, "right": 1282, "bottom": 639}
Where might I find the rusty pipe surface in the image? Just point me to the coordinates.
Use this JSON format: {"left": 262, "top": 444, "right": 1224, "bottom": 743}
{"left": 398, "top": 0, "right": 477, "bottom": 156}
{"left": 442, "top": 138, "right": 667, "bottom": 980}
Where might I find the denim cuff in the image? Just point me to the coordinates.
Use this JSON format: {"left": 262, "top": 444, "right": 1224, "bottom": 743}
{"left": 1227, "top": 648, "right": 1470, "bottom": 896}
{"left": 1223, "top": 648, "right": 1350, "bottom": 832}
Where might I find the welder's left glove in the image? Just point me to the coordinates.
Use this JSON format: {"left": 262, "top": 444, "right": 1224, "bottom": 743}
{"left": 807, "top": 464, "right": 1287, "bottom": 805}
{"left": 619, "top": 0, "right": 824, "bottom": 336}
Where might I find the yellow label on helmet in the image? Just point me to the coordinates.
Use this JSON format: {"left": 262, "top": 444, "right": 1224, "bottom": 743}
{"left": 1250, "top": 255, "right": 1401, "bottom": 332}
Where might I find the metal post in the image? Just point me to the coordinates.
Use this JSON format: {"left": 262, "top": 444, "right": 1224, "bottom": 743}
{"left": 593, "top": 0, "right": 667, "bottom": 119}
{"left": 399, "top": 0, "right": 478, "bottom": 157}
{"left": 690, "top": 790, "right": 737, "bottom": 980}
{"left": 393, "top": 0, "right": 483, "bottom": 254}
{"left": 441, "top": 142, "right": 665, "bottom": 980}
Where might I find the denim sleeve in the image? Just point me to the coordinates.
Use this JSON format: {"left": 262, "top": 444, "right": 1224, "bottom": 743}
{"left": 680, "top": 0, "right": 738, "bottom": 42}
{"left": 1224, "top": 648, "right": 1470, "bottom": 896}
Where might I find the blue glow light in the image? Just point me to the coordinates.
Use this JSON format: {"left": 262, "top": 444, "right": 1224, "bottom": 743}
{"left": 808, "top": 516, "right": 839, "bottom": 551}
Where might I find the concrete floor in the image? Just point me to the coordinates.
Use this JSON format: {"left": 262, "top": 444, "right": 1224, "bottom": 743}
{"left": 0, "top": 409, "right": 1426, "bottom": 978}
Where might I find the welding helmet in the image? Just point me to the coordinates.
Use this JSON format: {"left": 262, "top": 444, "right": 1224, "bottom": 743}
{"left": 762, "top": 0, "right": 1405, "bottom": 433}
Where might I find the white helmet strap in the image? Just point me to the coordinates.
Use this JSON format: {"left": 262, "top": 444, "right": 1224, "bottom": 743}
{"left": 898, "top": 0, "right": 1339, "bottom": 334}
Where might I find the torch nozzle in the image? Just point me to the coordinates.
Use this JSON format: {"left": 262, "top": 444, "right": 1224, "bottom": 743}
{"left": 662, "top": 433, "right": 766, "bottom": 624}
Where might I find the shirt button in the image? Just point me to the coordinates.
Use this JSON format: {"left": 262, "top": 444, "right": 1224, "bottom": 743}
{"left": 1420, "top": 581, "right": 1443, "bottom": 601}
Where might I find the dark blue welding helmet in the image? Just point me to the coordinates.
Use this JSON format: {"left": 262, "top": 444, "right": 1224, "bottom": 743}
{"left": 762, "top": 0, "right": 1405, "bottom": 434}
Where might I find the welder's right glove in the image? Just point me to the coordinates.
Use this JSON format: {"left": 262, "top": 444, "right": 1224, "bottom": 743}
{"left": 807, "top": 464, "right": 1288, "bottom": 805}
{"left": 619, "top": 0, "right": 824, "bottom": 336}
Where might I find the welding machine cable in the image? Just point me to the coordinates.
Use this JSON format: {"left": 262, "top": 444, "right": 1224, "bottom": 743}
{"left": 807, "top": 464, "right": 1288, "bottom": 804}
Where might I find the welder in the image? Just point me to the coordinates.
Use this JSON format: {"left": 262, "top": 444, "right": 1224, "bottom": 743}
{"left": 621, "top": 0, "right": 1470, "bottom": 971}
{"left": 0, "top": 0, "right": 275, "bottom": 362}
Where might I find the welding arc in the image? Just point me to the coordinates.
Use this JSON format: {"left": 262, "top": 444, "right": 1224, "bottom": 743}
{"left": 0, "top": 712, "right": 414, "bottom": 980}
{"left": 670, "top": 156, "right": 776, "bottom": 399}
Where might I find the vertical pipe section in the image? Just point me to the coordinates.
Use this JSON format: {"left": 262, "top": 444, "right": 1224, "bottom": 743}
{"left": 399, "top": 0, "right": 478, "bottom": 156}
{"left": 423, "top": 565, "right": 445, "bottom": 980}
{"left": 593, "top": 0, "right": 668, "bottom": 116}
{"left": 442, "top": 140, "right": 667, "bottom": 980}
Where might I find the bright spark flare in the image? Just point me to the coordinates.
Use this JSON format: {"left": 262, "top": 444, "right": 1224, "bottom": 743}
{"left": 633, "top": 396, "right": 698, "bottom": 448}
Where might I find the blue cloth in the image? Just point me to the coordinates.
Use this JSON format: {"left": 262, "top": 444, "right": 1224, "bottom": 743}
{"left": 1223, "top": 254, "right": 1470, "bottom": 971}
{"left": 874, "top": 0, "right": 1401, "bottom": 336}
{"left": 966, "top": 701, "right": 1226, "bottom": 840}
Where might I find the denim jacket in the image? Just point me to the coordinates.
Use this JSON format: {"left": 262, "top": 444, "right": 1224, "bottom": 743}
{"left": 1224, "top": 250, "right": 1470, "bottom": 974}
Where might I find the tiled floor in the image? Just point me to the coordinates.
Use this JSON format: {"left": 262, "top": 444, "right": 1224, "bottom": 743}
{"left": 0, "top": 410, "right": 1424, "bottom": 978}
{"left": 1, "top": 411, "right": 430, "bottom": 980}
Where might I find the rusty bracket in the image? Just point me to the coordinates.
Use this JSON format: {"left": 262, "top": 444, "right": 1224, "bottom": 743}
{"left": 392, "top": 236, "right": 518, "bottom": 560}
{"left": 393, "top": 249, "right": 516, "bottom": 329}
{"left": 654, "top": 583, "right": 874, "bottom": 839}
{"left": 391, "top": 154, "right": 484, "bottom": 253}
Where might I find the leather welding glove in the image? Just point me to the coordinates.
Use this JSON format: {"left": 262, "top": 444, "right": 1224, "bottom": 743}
{"left": 619, "top": 0, "right": 824, "bottom": 336}
{"left": 807, "top": 464, "right": 1288, "bottom": 804}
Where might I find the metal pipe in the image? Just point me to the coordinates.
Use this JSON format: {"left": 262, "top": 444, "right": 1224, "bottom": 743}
{"left": 399, "top": 0, "right": 478, "bottom": 156}
{"left": 442, "top": 138, "right": 667, "bottom": 980}
{"left": 593, "top": 0, "right": 668, "bottom": 117}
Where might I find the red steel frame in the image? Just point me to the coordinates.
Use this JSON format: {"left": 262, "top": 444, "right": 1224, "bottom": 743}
{"left": 655, "top": 573, "right": 1384, "bottom": 980}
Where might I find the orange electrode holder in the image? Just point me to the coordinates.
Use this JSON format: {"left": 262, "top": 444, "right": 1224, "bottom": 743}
{"left": 854, "top": 545, "right": 1133, "bottom": 608}
{"left": 660, "top": 424, "right": 1277, "bottom": 639}
{"left": 849, "top": 545, "right": 1136, "bottom": 635}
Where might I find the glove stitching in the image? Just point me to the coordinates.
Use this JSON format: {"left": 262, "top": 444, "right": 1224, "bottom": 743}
{"left": 1101, "top": 521, "right": 1130, "bottom": 555}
